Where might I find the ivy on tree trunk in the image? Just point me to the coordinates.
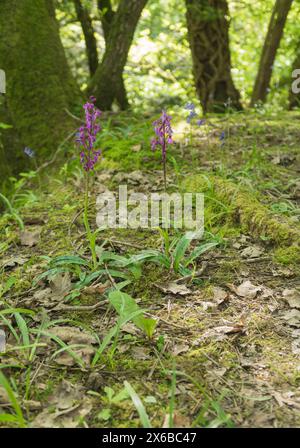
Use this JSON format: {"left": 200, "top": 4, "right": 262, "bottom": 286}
{"left": 185, "top": 0, "right": 242, "bottom": 114}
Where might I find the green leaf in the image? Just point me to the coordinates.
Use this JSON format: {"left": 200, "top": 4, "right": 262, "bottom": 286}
{"left": 3, "top": 276, "right": 17, "bottom": 294}
{"left": 185, "top": 241, "right": 218, "bottom": 266}
{"left": 124, "top": 381, "right": 152, "bottom": 428}
{"left": 0, "top": 372, "right": 25, "bottom": 427}
{"left": 124, "top": 250, "right": 170, "bottom": 268}
{"left": 0, "top": 122, "right": 13, "bottom": 129}
{"left": 97, "top": 409, "right": 111, "bottom": 421}
{"left": 33, "top": 267, "right": 70, "bottom": 284}
{"left": 104, "top": 386, "right": 115, "bottom": 402}
{"left": 92, "top": 308, "right": 144, "bottom": 366}
{"left": 108, "top": 290, "right": 157, "bottom": 338}
{"left": 14, "top": 313, "right": 30, "bottom": 349}
{"left": 173, "top": 234, "right": 193, "bottom": 272}
{"left": 0, "top": 308, "right": 34, "bottom": 316}
{"left": 49, "top": 255, "right": 89, "bottom": 267}
{"left": 111, "top": 387, "right": 129, "bottom": 404}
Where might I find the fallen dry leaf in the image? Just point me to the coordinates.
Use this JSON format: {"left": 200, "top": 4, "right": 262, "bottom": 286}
{"left": 132, "top": 144, "right": 142, "bottom": 152}
{"left": 2, "top": 256, "right": 28, "bottom": 270}
{"left": 200, "top": 324, "right": 245, "bottom": 341}
{"left": 47, "top": 326, "right": 97, "bottom": 366}
{"left": 212, "top": 286, "right": 228, "bottom": 305}
{"left": 163, "top": 412, "right": 191, "bottom": 428}
{"left": 156, "top": 282, "right": 191, "bottom": 296}
{"left": 235, "top": 280, "right": 261, "bottom": 299}
{"left": 48, "top": 326, "right": 96, "bottom": 345}
{"left": 131, "top": 346, "right": 151, "bottom": 360}
{"left": 31, "top": 380, "right": 92, "bottom": 428}
{"left": 33, "top": 273, "right": 72, "bottom": 307}
{"left": 283, "top": 289, "right": 300, "bottom": 310}
{"left": 240, "top": 246, "right": 263, "bottom": 259}
{"left": 172, "top": 344, "right": 189, "bottom": 356}
{"left": 20, "top": 229, "right": 41, "bottom": 247}
{"left": 282, "top": 309, "right": 300, "bottom": 328}
{"left": 50, "top": 272, "right": 72, "bottom": 299}
{"left": 84, "top": 282, "right": 109, "bottom": 295}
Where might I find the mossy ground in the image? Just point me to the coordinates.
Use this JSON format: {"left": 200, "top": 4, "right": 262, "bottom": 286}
{"left": 0, "top": 110, "right": 299, "bottom": 428}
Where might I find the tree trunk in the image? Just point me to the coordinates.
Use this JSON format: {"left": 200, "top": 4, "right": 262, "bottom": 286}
{"left": 98, "top": 0, "right": 115, "bottom": 41}
{"left": 97, "top": 0, "right": 129, "bottom": 110}
{"left": 250, "top": 0, "right": 293, "bottom": 107}
{"left": 88, "top": 0, "right": 148, "bottom": 110}
{"left": 289, "top": 50, "right": 300, "bottom": 109}
{"left": 185, "top": 0, "right": 242, "bottom": 114}
{"left": 0, "top": 0, "right": 81, "bottom": 179}
{"left": 73, "top": 0, "right": 98, "bottom": 76}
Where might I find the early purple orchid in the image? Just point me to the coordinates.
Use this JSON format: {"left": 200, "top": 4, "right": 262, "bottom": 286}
{"left": 75, "top": 96, "right": 102, "bottom": 269}
{"left": 76, "top": 96, "right": 102, "bottom": 172}
{"left": 151, "top": 110, "right": 174, "bottom": 190}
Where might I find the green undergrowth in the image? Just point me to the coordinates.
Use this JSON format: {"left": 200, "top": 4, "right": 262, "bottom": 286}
{"left": 1, "top": 110, "right": 300, "bottom": 428}
{"left": 184, "top": 174, "right": 300, "bottom": 246}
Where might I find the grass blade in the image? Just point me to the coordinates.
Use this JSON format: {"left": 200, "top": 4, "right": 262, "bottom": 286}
{"left": 124, "top": 381, "right": 152, "bottom": 428}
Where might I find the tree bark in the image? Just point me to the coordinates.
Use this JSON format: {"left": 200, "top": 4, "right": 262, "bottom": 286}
{"left": 98, "top": 0, "right": 115, "bottom": 41}
{"left": 250, "top": 0, "right": 293, "bottom": 107}
{"left": 88, "top": 0, "right": 148, "bottom": 110}
{"left": 73, "top": 0, "right": 98, "bottom": 76}
{"left": 97, "top": 0, "right": 129, "bottom": 110}
{"left": 0, "top": 0, "right": 81, "bottom": 178}
{"left": 289, "top": 49, "right": 300, "bottom": 109}
{"left": 185, "top": 0, "right": 242, "bottom": 114}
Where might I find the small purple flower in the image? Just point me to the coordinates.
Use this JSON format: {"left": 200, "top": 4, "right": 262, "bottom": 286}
{"left": 76, "top": 97, "right": 102, "bottom": 172}
{"left": 186, "top": 110, "right": 198, "bottom": 124}
{"left": 220, "top": 131, "right": 226, "bottom": 146}
{"left": 151, "top": 110, "right": 174, "bottom": 190}
{"left": 151, "top": 110, "right": 174, "bottom": 162}
{"left": 197, "top": 119, "right": 206, "bottom": 126}
{"left": 184, "top": 102, "right": 195, "bottom": 111}
{"left": 24, "top": 147, "right": 35, "bottom": 158}
{"left": 185, "top": 102, "right": 199, "bottom": 124}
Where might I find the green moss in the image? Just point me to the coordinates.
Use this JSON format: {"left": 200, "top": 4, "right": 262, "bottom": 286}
{"left": 273, "top": 245, "right": 300, "bottom": 266}
{"left": 184, "top": 174, "right": 300, "bottom": 245}
{"left": 0, "top": 0, "right": 82, "bottom": 173}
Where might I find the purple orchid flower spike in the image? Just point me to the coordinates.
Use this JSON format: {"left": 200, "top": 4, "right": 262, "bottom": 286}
{"left": 76, "top": 96, "right": 102, "bottom": 172}
{"left": 151, "top": 110, "right": 174, "bottom": 190}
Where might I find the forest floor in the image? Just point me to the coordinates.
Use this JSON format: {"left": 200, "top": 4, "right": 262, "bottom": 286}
{"left": 0, "top": 110, "right": 300, "bottom": 428}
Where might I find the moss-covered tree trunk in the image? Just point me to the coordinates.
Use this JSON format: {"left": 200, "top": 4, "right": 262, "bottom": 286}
{"left": 185, "top": 0, "right": 242, "bottom": 114}
{"left": 289, "top": 50, "right": 300, "bottom": 109}
{"left": 0, "top": 0, "right": 81, "bottom": 179}
{"left": 88, "top": 0, "right": 148, "bottom": 110}
{"left": 250, "top": 0, "right": 293, "bottom": 107}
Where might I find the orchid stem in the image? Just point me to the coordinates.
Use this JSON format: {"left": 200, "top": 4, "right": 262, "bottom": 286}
{"left": 84, "top": 173, "right": 97, "bottom": 269}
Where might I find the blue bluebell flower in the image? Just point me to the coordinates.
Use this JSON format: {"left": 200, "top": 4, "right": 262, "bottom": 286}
{"left": 220, "top": 131, "right": 225, "bottom": 141}
{"left": 184, "top": 102, "right": 195, "bottom": 111}
{"left": 24, "top": 147, "right": 35, "bottom": 158}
